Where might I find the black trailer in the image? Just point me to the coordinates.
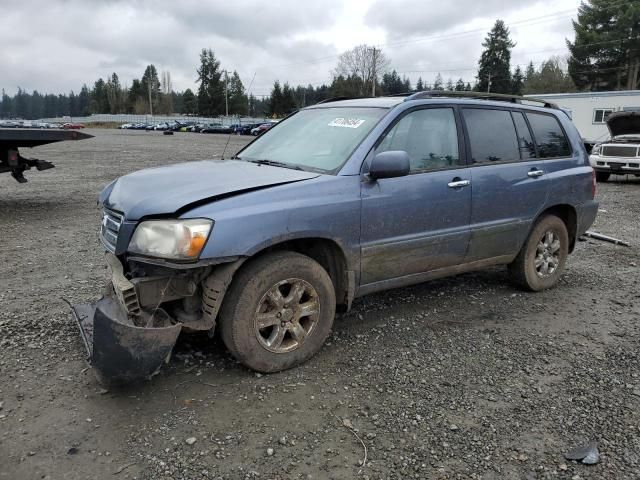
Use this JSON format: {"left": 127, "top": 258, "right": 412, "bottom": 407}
{"left": 0, "top": 128, "right": 93, "bottom": 183}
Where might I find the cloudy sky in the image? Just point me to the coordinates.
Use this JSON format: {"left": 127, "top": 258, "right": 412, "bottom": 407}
{"left": 0, "top": 0, "right": 582, "bottom": 97}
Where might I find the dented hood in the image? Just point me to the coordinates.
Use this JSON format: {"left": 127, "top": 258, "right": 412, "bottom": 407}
{"left": 606, "top": 111, "right": 640, "bottom": 138}
{"left": 100, "top": 159, "right": 319, "bottom": 220}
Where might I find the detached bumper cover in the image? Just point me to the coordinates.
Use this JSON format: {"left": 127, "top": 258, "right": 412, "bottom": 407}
{"left": 72, "top": 296, "right": 181, "bottom": 386}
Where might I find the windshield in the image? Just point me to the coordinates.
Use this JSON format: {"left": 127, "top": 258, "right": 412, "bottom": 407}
{"left": 237, "top": 107, "right": 387, "bottom": 173}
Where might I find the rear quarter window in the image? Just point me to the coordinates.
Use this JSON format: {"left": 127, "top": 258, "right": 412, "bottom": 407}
{"left": 526, "top": 113, "right": 571, "bottom": 158}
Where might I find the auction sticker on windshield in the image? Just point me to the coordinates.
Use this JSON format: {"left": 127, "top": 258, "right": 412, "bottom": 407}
{"left": 328, "top": 118, "right": 366, "bottom": 128}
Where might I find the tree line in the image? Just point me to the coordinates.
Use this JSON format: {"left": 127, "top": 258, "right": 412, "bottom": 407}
{"left": 1, "top": 0, "right": 637, "bottom": 120}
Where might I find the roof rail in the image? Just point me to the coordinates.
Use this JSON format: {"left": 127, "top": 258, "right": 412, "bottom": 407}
{"left": 402, "top": 90, "right": 559, "bottom": 109}
{"left": 315, "top": 96, "right": 366, "bottom": 104}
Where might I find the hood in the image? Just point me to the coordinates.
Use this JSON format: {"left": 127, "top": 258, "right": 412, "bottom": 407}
{"left": 606, "top": 111, "right": 640, "bottom": 138}
{"left": 101, "top": 160, "right": 319, "bottom": 220}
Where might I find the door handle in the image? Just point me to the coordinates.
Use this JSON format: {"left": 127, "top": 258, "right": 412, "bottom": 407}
{"left": 527, "top": 169, "right": 544, "bottom": 178}
{"left": 447, "top": 179, "right": 471, "bottom": 188}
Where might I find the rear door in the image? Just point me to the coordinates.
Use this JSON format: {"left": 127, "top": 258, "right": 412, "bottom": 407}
{"left": 360, "top": 106, "right": 472, "bottom": 286}
{"left": 462, "top": 108, "right": 549, "bottom": 261}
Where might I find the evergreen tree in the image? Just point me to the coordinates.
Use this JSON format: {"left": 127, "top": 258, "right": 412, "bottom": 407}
{"left": 90, "top": 78, "right": 109, "bottom": 114}
{"left": 476, "top": 19, "right": 515, "bottom": 93}
{"left": 141, "top": 65, "right": 161, "bottom": 113}
{"left": 416, "top": 77, "right": 424, "bottom": 91}
{"left": 227, "top": 71, "right": 247, "bottom": 115}
{"left": 1, "top": 89, "right": 12, "bottom": 117}
{"left": 526, "top": 61, "right": 536, "bottom": 82}
{"left": 433, "top": 73, "right": 444, "bottom": 90}
{"left": 281, "top": 83, "right": 297, "bottom": 114}
{"left": 523, "top": 57, "right": 577, "bottom": 94}
{"left": 182, "top": 88, "right": 197, "bottom": 114}
{"left": 128, "top": 79, "right": 144, "bottom": 113}
{"left": 455, "top": 78, "right": 466, "bottom": 91}
{"left": 512, "top": 66, "right": 525, "bottom": 95}
{"left": 381, "top": 70, "right": 405, "bottom": 94}
{"left": 78, "top": 84, "right": 91, "bottom": 116}
{"left": 196, "top": 48, "right": 224, "bottom": 116}
{"left": 269, "top": 81, "right": 283, "bottom": 116}
{"left": 568, "top": 0, "right": 640, "bottom": 91}
{"left": 445, "top": 78, "right": 454, "bottom": 91}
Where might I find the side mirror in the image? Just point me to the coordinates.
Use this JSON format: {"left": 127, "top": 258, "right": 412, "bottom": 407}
{"left": 368, "top": 151, "right": 410, "bottom": 180}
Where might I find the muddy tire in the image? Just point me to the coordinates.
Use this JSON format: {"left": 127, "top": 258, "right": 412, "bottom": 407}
{"left": 508, "top": 215, "right": 569, "bottom": 292}
{"left": 218, "top": 251, "right": 336, "bottom": 373}
{"left": 595, "top": 172, "right": 610, "bottom": 182}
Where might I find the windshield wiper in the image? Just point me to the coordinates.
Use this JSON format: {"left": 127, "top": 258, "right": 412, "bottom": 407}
{"left": 245, "top": 159, "right": 303, "bottom": 171}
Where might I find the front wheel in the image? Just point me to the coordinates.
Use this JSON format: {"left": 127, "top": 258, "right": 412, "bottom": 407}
{"left": 508, "top": 215, "right": 569, "bottom": 291}
{"left": 218, "top": 251, "right": 336, "bottom": 373}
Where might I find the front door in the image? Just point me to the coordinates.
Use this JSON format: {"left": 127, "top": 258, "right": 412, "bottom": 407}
{"left": 360, "top": 107, "right": 472, "bottom": 286}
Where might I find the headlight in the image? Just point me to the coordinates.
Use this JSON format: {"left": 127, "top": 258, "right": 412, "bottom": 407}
{"left": 128, "top": 219, "right": 212, "bottom": 260}
{"left": 592, "top": 144, "right": 601, "bottom": 155}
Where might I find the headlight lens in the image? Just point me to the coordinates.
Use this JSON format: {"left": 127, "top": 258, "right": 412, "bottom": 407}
{"left": 592, "top": 143, "right": 601, "bottom": 155}
{"left": 128, "top": 219, "right": 212, "bottom": 260}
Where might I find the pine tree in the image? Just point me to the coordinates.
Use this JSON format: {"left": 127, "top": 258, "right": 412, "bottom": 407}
{"left": 523, "top": 57, "right": 577, "bottom": 94}
{"left": 141, "top": 65, "right": 161, "bottom": 113}
{"left": 476, "top": 19, "right": 515, "bottom": 93}
{"left": 512, "top": 66, "right": 525, "bottom": 95}
{"left": 526, "top": 62, "right": 536, "bottom": 82}
{"left": 269, "top": 81, "right": 283, "bottom": 116}
{"left": 445, "top": 78, "right": 454, "bottom": 91}
{"left": 281, "top": 83, "right": 297, "bottom": 114}
{"left": 433, "top": 73, "right": 444, "bottom": 91}
{"left": 455, "top": 78, "right": 466, "bottom": 91}
{"left": 196, "top": 49, "right": 224, "bottom": 116}
{"left": 0, "top": 89, "right": 12, "bottom": 118}
{"left": 416, "top": 77, "right": 424, "bottom": 91}
{"left": 78, "top": 85, "right": 91, "bottom": 116}
{"left": 182, "top": 88, "right": 197, "bottom": 114}
{"left": 228, "top": 71, "right": 247, "bottom": 115}
{"left": 567, "top": 0, "right": 640, "bottom": 91}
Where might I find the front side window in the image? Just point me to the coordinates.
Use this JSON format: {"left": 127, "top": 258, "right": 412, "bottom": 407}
{"left": 526, "top": 113, "right": 571, "bottom": 158}
{"left": 462, "top": 108, "right": 520, "bottom": 164}
{"left": 376, "top": 108, "right": 460, "bottom": 172}
{"left": 593, "top": 108, "right": 613, "bottom": 124}
{"left": 237, "top": 107, "right": 387, "bottom": 173}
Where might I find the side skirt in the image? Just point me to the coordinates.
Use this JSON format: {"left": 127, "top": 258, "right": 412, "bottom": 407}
{"left": 355, "top": 255, "right": 515, "bottom": 298}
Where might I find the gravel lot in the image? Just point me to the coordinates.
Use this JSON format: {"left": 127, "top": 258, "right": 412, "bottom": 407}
{"left": 1, "top": 129, "right": 639, "bottom": 480}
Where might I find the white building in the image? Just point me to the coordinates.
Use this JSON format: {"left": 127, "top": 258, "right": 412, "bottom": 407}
{"left": 525, "top": 90, "right": 640, "bottom": 142}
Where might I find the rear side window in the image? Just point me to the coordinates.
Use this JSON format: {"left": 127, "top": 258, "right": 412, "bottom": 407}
{"left": 462, "top": 109, "right": 520, "bottom": 164}
{"left": 526, "top": 113, "right": 571, "bottom": 158}
{"left": 511, "top": 112, "right": 537, "bottom": 159}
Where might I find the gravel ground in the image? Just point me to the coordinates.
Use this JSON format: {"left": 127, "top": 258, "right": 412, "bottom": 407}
{"left": 0, "top": 129, "right": 639, "bottom": 480}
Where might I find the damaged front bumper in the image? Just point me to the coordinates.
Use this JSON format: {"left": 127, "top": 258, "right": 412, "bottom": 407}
{"left": 72, "top": 297, "right": 182, "bottom": 386}
{"left": 71, "top": 252, "right": 240, "bottom": 386}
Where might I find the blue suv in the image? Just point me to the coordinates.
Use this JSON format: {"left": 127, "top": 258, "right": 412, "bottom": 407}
{"left": 73, "top": 92, "right": 598, "bottom": 385}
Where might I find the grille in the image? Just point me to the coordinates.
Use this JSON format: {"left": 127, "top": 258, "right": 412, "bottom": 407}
{"left": 601, "top": 145, "right": 638, "bottom": 158}
{"left": 100, "top": 208, "right": 123, "bottom": 253}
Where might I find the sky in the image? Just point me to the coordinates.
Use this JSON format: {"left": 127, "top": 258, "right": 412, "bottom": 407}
{"left": 0, "top": 0, "right": 583, "bottom": 98}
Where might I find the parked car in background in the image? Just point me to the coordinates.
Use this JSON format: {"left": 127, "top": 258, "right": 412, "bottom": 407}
{"left": 589, "top": 111, "right": 640, "bottom": 182}
{"left": 234, "top": 123, "right": 261, "bottom": 135}
{"left": 62, "top": 122, "right": 85, "bottom": 129}
{"left": 119, "top": 123, "right": 134, "bottom": 129}
{"left": 251, "top": 123, "right": 274, "bottom": 136}
{"left": 76, "top": 91, "right": 598, "bottom": 384}
{"left": 201, "top": 123, "right": 233, "bottom": 134}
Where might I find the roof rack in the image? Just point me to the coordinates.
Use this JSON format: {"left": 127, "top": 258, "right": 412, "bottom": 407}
{"left": 315, "top": 96, "right": 366, "bottom": 104}
{"left": 401, "top": 90, "right": 559, "bottom": 109}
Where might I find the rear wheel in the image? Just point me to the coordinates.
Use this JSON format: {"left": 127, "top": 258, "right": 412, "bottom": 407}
{"left": 508, "top": 215, "right": 569, "bottom": 291}
{"left": 595, "top": 171, "right": 610, "bottom": 182}
{"left": 218, "top": 251, "right": 336, "bottom": 373}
